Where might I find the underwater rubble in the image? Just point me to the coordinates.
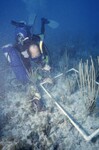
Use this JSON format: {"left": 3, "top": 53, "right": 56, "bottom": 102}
{"left": 0, "top": 43, "right": 99, "bottom": 149}
{"left": 0, "top": 65, "right": 99, "bottom": 150}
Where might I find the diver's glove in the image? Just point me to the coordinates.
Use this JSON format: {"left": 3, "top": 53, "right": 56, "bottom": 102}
{"left": 42, "top": 64, "right": 51, "bottom": 71}
{"left": 42, "top": 55, "right": 51, "bottom": 71}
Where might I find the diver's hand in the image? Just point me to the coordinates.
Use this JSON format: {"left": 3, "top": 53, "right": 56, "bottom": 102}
{"left": 42, "top": 64, "right": 51, "bottom": 71}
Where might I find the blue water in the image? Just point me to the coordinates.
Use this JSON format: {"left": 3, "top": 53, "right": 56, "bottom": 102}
{"left": 0, "top": 0, "right": 99, "bottom": 55}
{"left": 0, "top": 1, "right": 99, "bottom": 147}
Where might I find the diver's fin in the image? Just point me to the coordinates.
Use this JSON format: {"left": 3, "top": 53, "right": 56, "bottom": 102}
{"left": 11, "top": 20, "right": 26, "bottom": 27}
{"left": 47, "top": 19, "right": 59, "bottom": 29}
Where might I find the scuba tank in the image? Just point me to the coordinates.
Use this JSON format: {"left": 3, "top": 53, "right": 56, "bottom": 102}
{"left": 2, "top": 44, "right": 29, "bottom": 84}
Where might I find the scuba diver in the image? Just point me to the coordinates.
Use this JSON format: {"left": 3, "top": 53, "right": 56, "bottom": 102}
{"left": 2, "top": 17, "right": 59, "bottom": 111}
{"left": 12, "top": 18, "right": 51, "bottom": 74}
{"left": 2, "top": 18, "right": 51, "bottom": 83}
{"left": 2, "top": 17, "right": 53, "bottom": 112}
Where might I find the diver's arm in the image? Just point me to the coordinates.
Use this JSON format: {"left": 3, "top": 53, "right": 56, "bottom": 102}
{"left": 42, "top": 43, "right": 50, "bottom": 63}
{"left": 41, "top": 44, "right": 51, "bottom": 71}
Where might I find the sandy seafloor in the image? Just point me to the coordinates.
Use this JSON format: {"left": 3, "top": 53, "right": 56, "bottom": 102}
{"left": 0, "top": 55, "right": 99, "bottom": 150}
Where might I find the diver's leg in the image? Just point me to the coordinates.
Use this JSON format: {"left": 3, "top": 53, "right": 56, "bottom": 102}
{"left": 41, "top": 18, "right": 49, "bottom": 34}
{"left": 11, "top": 20, "right": 26, "bottom": 27}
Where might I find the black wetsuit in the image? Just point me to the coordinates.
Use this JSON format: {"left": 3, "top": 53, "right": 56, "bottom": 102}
{"left": 14, "top": 35, "right": 48, "bottom": 72}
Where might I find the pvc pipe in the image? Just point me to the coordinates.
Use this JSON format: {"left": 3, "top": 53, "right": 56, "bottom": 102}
{"left": 40, "top": 69, "right": 99, "bottom": 142}
{"left": 40, "top": 82, "right": 99, "bottom": 141}
{"left": 66, "top": 68, "right": 79, "bottom": 73}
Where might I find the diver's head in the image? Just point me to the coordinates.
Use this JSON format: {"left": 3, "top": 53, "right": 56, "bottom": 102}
{"left": 29, "top": 44, "right": 41, "bottom": 59}
{"left": 15, "top": 26, "right": 28, "bottom": 44}
{"left": 16, "top": 32, "right": 25, "bottom": 44}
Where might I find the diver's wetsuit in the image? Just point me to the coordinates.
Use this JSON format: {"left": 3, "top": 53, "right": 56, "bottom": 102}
{"left": 14, "top": 35, "right": 48, "bottom": 72}
{"left": 12, "top": 18, "right": 50, "bottom": 73}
